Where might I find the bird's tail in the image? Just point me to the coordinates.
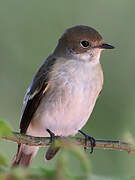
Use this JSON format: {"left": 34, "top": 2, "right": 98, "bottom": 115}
{"left": 12, "top": 144, "right": 39, "bottom": 167}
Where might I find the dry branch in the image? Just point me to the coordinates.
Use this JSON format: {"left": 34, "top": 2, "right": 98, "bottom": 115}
{"left": 2, "top": 132, "right": 135, "bottom": 154}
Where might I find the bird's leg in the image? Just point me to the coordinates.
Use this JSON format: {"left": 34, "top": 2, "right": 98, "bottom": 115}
{"left": 78, "top": 130, "right": 96, "bottom": 153}
{"left": 46, "top": 129, "right": 56, "bottom": 143}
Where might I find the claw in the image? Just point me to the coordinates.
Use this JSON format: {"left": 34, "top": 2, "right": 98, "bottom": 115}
{"left": 79, "top": 130, "right": 96, "bottom": 153}
{"left": 46, "top": 129, "right": 60, "bottom": 160}
{"left": 46, "top": 129, "right": 56, "bottom": 143}
{"left": 89, "top": 136, "right": 96, "bottom": 153}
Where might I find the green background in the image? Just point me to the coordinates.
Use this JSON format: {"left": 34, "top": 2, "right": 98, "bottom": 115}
{"left": 0, "top": 0, "right": 135, "bottom": 179}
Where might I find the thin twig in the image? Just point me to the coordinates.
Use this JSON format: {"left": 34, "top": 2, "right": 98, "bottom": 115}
{"left": 2, "top": 132, "right": 135, "bottom": 154}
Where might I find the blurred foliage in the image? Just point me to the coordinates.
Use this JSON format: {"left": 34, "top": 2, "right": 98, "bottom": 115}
{"left": 0, "top": 0, "right": 135, "bottom": 179}
{"left": 0, "top": 121, "right": 133, "bottom": 180}
{"left": 0, "top": 120, "right": 92, "bottom": 180}
{"left": 0, "top": 120, "right": 12, "bottom": 138}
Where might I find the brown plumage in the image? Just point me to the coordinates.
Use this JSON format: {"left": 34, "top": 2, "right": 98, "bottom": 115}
{"left": 12, "top": 58, "right": 56, "bottom": 167}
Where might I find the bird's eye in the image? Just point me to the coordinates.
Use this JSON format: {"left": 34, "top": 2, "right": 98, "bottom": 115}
{"left": 81, "top": 41, "right": 89, "bottom": 48}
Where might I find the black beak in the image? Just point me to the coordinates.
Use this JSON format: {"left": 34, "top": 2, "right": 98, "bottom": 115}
{"left": 99, "top": 43, "right": 115, "bottom": 49}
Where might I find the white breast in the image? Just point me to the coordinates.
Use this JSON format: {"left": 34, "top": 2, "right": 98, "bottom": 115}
{"left": 27, "top": 58, "right": 103, "bottom": 137}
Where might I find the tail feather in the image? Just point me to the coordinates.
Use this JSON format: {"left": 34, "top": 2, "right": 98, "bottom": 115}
{"left": 12, "top": 144, "right": 38, "bottom": 167}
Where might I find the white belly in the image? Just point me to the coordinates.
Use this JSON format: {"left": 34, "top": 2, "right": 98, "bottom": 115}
{"left": 27, "top": 60, "right": 103, "bottom": 137}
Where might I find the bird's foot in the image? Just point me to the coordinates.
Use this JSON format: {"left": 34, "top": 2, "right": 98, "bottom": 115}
{"left": 46, "top": 129, "right": 56, "bottom": 143}
{"left": 46, "top": 129, "right": 60, "bottom": 160}
{"left": 78, "top": 130, "right": 96, "bottom": 153}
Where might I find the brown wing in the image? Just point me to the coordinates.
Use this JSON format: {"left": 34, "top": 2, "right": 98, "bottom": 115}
{"left": 20, "top": 57, "right": 56, "bottom": 134}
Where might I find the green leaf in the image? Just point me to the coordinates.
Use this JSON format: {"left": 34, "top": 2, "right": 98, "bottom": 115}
{"left": 0, "top": 154, "right": 8, "bottom": 167}
{"left": 56, "top": 139, "right": 91, "bottom": 180}
{"left": 0, "top": 120, "right": 12, "bottom": 138}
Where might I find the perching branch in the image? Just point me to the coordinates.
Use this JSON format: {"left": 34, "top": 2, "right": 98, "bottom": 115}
{"left": 2, "top": 132, "right": 135, "bottom": 154}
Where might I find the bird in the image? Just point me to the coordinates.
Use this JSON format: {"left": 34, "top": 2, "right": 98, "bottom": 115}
{"left": 12, "top": 25, "right": 114, "bottom": 167}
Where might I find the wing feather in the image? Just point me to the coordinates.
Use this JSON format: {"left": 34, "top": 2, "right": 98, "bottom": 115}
{"left": 20, "top": 57, "right": 56, "bottom": 134}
